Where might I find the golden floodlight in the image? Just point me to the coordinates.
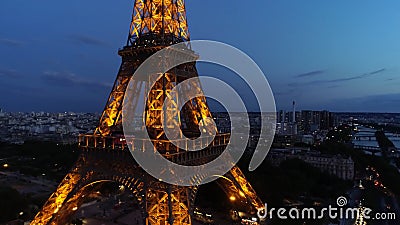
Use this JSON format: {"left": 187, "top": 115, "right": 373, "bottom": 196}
{"left": 31, "top": 1, "right": 264, "bottom": 224}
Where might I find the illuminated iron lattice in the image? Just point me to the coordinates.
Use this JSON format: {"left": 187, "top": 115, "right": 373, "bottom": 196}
{"left": 129, "top": 0, "right": 189, "bottom": 43}
{"left": 31, "top": 1, "right": 264, "bottom": 225}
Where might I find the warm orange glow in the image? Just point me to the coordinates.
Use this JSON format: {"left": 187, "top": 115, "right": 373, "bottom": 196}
{"left": 33, "top": 1, "right": 264, "bottom": 224}
{"left": 130, "top": 0, "right": 189, "bottom": 40}
{"left": 30, "top": 170, "right": 82, "bottom": 225}
{"left": 230, "top": 167, "right": 264, "bottom": 210}
{"left": 96, "top": 76, "right": 131, "bottom": 136}
{"left": 146, "top": 188, "right": 191, "bottom": 225}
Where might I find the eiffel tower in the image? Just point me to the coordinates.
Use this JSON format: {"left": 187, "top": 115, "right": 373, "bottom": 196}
{"left": 31, "top": 1, "right": 264, "bottom": 224}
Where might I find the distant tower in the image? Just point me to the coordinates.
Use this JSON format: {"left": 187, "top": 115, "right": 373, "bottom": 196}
{"left": 292, "top": 101, "right": 296, "bottom": 123}
{"left": 291, "top": 101, "right": 297, "bottom": 136}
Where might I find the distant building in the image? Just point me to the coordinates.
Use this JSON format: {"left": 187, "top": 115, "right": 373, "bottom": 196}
{"left": 267, "top": 149, "right": 355, "bottom": 180}
{"left": 321, "top": 110, "right": 338, "bottom": 130}
{"left": 300, "top": 154, "right": 354, "bottom": 180}
{"left": 0, "top": 112, "right": 100, "bottom": 144}
{"left": 299, "top": 110, "right": 327, "bottom": 133}
{"left": 301, "top": 135, "right": 314, "bottom": 145}
{"left": 277, "top": 109, "right": 336, "bottom": 135}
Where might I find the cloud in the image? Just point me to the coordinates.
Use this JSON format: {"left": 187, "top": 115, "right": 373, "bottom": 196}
{"left": 326, "top": 68, "right": 386, "bottom": 83}
{"left": 326, "top": 85, "right": 341, "bottom": 89}
{"left": 69, "top": 34, "right": 110, "bottom": 47}
{"left": 0, "top": 68, "right": 20, "bottom": 78}
{"left": 295, "top": 70, "right": 325, "bottom": 78}
{"left": 369, "top": 69, "right": 386, "bottom": 75}
{"left": 324, "top": 93, "right": 400, "bottom": 112}
{"left": 0, "top": 38, "right": 25, "bottom": 47}
{"left": 289, "top": 68, "right": 387, "bottom": 87}
{"left": 42, "top": 71, "right": 112, "bottom": 89}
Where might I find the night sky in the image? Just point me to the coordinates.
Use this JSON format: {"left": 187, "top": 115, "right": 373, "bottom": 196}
{"left": 1, "top": 0, "right": 399, "bottom": 112}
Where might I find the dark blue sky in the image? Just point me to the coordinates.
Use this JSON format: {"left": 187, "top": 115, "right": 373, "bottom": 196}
{"left": 0, "top": 0, "right": 399, "bottom": 112}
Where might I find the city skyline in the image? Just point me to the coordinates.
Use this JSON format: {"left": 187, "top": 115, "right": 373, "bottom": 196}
{"left": 1, "top": 0, "right": 400, "bottom": 112}
{"left": 1, "top": 1, "right": 400, "bottom": 225}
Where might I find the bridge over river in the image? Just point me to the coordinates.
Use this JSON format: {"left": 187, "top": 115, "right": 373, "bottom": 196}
{"left": 354, "top": 126, "right": 400, "bottom": 146}
{"left": 353, "top": 126, "right": 400, "bottom": 157}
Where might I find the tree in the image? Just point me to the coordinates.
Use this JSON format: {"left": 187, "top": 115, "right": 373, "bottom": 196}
{"left": 0, "top": 186, "right": 27, "bottom": 223}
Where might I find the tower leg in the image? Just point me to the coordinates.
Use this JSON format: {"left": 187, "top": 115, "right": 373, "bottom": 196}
{"left": 30, "top": 152, "right": 147, "bottom": 225}
{"left": 30, "top": 156, "right": 86, "bottom": 225}
{"left": 146, "top": 183, "right": 193, "bottom": 225}
{"left": 217, "top": 166, "right": 264, "bottom": 214}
